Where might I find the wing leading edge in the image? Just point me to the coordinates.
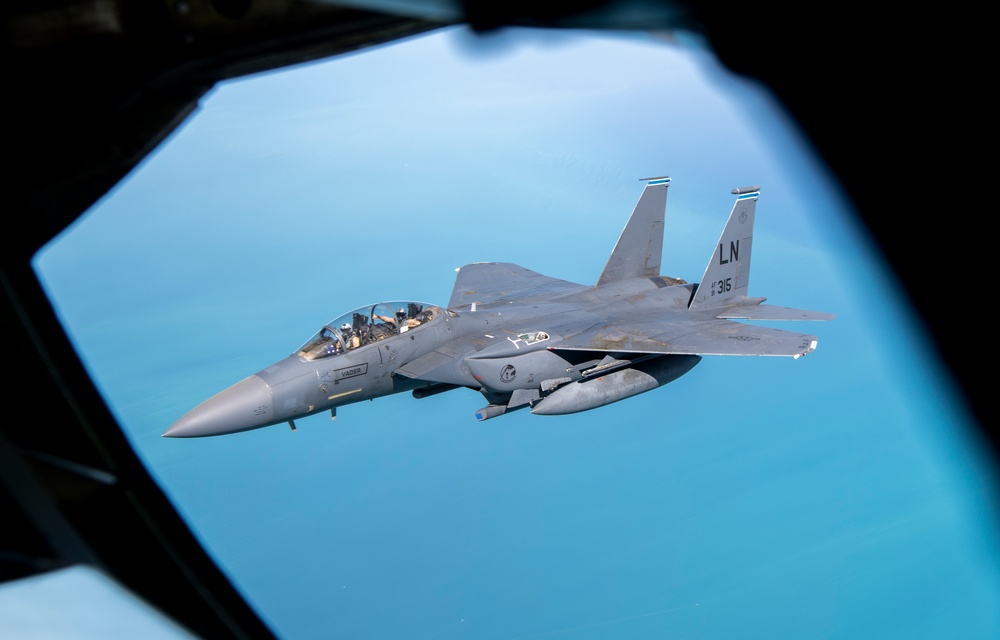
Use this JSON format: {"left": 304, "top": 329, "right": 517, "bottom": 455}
{"left": 448, "top": 262, "right": 585, "bottom": 310}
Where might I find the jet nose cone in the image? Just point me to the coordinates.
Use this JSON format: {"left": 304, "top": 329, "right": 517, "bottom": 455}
{"left": 163, "top": 375, "right": 274, "bottom": 438}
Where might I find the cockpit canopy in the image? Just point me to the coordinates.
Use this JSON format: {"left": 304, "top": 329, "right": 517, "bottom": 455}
{"left": 296, "top": 302, "right": 442, "bottom": 360}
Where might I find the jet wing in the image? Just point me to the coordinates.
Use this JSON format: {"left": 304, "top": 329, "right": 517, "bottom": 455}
{"left": 449, "top": 262, "right": 585, "bottom": 310}
{"left": 553, "top": 318, "right": 819, "bottom": 357}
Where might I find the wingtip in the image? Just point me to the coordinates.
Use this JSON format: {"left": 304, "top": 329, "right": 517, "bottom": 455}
{"left": 794, "top": 339, "right": 819, "bottom": 359}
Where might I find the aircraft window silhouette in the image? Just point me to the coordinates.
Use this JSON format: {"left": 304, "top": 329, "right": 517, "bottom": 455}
{"left": 26, "top": 25, "right": 998, "bottom": 640}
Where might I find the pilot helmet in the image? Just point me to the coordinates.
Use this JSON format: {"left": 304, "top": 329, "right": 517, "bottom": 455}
{"left": 340, "top": 323, "right": 353, "bottom": 336}
{"left": 396, "top": 308, "right": 407, "bottom": 320}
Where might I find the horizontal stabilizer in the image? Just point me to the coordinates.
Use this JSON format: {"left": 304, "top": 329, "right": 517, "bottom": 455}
{"left": 553, "top": 318, "right": 820, "bottom": 357}
{"left": 717, "top": 303, "right": 835, "bottom": 321}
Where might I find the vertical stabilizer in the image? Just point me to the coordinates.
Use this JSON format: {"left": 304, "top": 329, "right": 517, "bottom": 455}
{"left": 689, "top": 186, "right": 759, "bottom": 309}
{"left": 596, "top": 177, "right": 669, "bottom": 286}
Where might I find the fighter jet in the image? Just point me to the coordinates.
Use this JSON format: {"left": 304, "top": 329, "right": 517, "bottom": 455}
{"left": 164, "top": 177, "right": 833, "bottom": 437}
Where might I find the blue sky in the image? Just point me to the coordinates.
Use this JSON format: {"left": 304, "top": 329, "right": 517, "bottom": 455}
{"left": 24, "top": 25, "right": 1000, "bottom": 640}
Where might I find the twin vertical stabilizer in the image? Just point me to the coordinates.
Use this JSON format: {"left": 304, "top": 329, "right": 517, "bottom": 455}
{"left": 595, "top": 181, "right": 830, "bottom": 322}
{"left": 596, "top": 177, "right": 670, "bottom": 286}
{"left": 689, "top": 186, "right": 759, "bottom": 309}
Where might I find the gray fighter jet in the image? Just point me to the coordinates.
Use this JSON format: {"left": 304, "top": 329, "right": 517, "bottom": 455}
{"left": 164, "top": 177, "right": 833, "bottom": 437}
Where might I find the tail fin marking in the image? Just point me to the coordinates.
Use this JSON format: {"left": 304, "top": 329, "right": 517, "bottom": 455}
{"left": 690, "top": 186, "right": 759, "bottom": 309}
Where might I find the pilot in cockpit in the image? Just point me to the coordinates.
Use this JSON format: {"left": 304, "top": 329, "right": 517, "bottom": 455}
{"left": 341, "top": 323, "right": 361, "bottom": 349}
{"left": 397, "top": 307, "right": 424, "bottom": 332}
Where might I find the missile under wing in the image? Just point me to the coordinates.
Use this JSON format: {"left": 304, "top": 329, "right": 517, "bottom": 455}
{"left": 165, "top": 177, "right": 832, "bottom": 437}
